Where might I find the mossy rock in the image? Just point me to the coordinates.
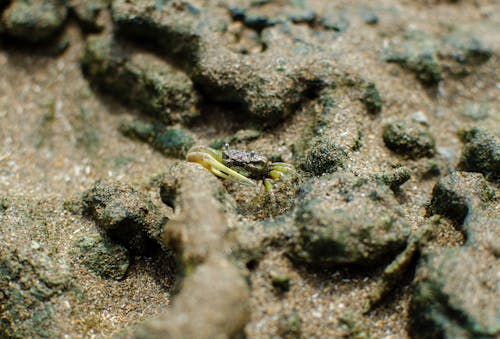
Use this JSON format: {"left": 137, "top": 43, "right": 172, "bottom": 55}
{"left": 1, "top": 0, "right": 68, "bottom": 43}
{"left": 458, "top": 127, "right": 500, "bottom": 181}
{"left": 383, "top": 120, "right": 435, "bottom": 159}
{"left": 298, "top": 137, "right": 349, "bottom": 176}
{"left": 153, "top": 126, "right": 194, "bottom": 158}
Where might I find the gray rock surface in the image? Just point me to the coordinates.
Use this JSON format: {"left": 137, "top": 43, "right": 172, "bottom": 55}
{"left": 289, "top": 172, "right": 410, "bottom": 266}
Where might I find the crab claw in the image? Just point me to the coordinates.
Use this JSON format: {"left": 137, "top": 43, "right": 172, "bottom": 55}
{"left": 186, "top": 146, "right": 256, "bottom": 186}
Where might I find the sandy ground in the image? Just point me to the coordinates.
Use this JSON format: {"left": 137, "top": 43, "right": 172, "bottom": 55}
{"left": 1, "top": 0, "right": 499, "bottom": 338}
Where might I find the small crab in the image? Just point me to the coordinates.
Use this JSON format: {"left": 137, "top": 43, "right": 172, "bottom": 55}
{"left": 186, "top": 144, "right": 296, "bottom": 191}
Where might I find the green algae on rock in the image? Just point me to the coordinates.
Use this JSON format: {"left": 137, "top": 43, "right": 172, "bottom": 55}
{"left": 289, "top": 172, "right": 410, "bottom": 266}
{"left": 383, "top": 120, "right": 436, "bottom": 159}
{"left": 81, "top": 35, "right": 200, "bottom": 124}
{"left": 1, "top": 0, "right": 68, "bottom": 43}
{"left": 153, "top": 126, "right": 194, "bottom": 158}
{"left": 119, "top": 120, "right": 195, "bottom": 158}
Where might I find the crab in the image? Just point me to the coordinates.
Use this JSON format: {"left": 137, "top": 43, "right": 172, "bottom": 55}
{"left": 186, "top": 144, "right": 296, "bottom": 192}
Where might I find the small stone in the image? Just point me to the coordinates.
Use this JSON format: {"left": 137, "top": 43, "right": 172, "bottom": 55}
{"left": 82, "top": 179, "right": 166, "bottom": 254}
{"left": 360, "top": 9, "right": 378, "bottom": 25}
{"left": 460, "top": 102, "right": 490, "bottom": 121}
{"left": 411, "top": 111, "right": 429, "bottom": 125}
{"left": 76, "top": 234, "right": 130, "bottom": 280}
{"left": 270, "top": 273, "right": 291, "bottom": 293}
{"left": 375, "top": 166, "right": 412, "bottom": 192}
{"left": 299, "top": 137, "right": 349, "bottom": 176}
{"left": 457, "top": 127, "right": 500, "bottom": 180}
{"left": 153, "top": 126, "right": 194, "bottom": 158}
{"left": 383, "top": 120, "right": 436, "bottom": 159}
{"left": 360, "top": 82, "right": 382, "bottom": 114}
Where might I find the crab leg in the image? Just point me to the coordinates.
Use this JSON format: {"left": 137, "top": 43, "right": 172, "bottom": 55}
{"left": 187, "top": 151, "right": 255, "bottom": 186}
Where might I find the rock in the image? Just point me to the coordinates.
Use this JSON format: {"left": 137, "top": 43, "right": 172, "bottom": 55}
{"left": 119, "top": 120, "right": 194, "bottom": 158}
{"left": 153, "top": 126, "right": 194, "bottom": 158}
{"left": 460, "top": 102, "right": 491, "bottom": 121}
{"left": 0, "top": 242, "right": 72, "bottom": 338}
{"left": 383, "top": 120, "right": 436, "bottom": 159}
{"left": 360, "top": 8, "right": 378, "bottom": 25}
{"left": 458, "top": 127, "right": 500, "bottom": 181}
{"left": 298, "top": 137, "right": 349, "bottom": 176}
{"left": 441, "top": 31, "right": 492, "bottom": 76}
{"left": 81, "top": 35, "right": 200, "bottom": 124}
{"left": 1, "top": 0, "right": 67, "bottom": 43}
{"left": 111, "top": 0, "right": 207, "bottom": 68}
{"left": 360, "top": 82, "right": 382, "bottom": 114}
{"left": 409, "top": 247, "right": 500, "bottom": 339}
{"left": 319, "top": 9, "right": 350, "bottom": 32}
{"left": 375, "top": 166, "right": 412, "bottom": 192}
{"left": 110, "top": 0, "right": 354, "bottom": 126}
{"left": 160, "top": 162, "right": 233, "bottom": 268}
{"left": 209, "top": 129, "right": 261, "bottom": 149}
{"left": 82, "top": 179, "right": 166, "bottom": 254}
{"left": 229, "top": 215, "right": 300, "bottom": 271}
{"left": 131, "top": 254, "right": 250, "bottom": 339}
{"left": 289, "top": 172, "right": 410, "bottom": 266}
{"left": 228, "top": 0, "right": 316, "bottom": 30}
{"left": 383, "top": 28, "right": 492, "bottom": 85}
{"left": 130, "top": 162, "right": 250, "bottom": 338}
{"left": 270, "top": 272, "right": 291, "bottom": 293}
{"left": 75, "top": 234, "right": 130, "bottom": 280}
{"left": 383, "top": 30, "right": 442, "bottom": 85}
{"left": 428, "top": 171, "right": 499, "bottom": 254}
{"left": 118, "top": 119, "right": 156, "bottom": 142}
{"left": 69, "top": 0, "right": 108, "bottom": 32}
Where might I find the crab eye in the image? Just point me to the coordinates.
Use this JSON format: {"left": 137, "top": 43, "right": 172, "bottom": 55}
{"left": 249, "top": 151, "right": 255, "bottom": 157}
{"left": 224, "top": 143, "right": 229, "bottom": 150}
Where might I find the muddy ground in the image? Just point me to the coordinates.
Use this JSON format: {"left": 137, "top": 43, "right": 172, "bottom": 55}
{"left": 0, "top": 0, "right": 499, "bottom": 338}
